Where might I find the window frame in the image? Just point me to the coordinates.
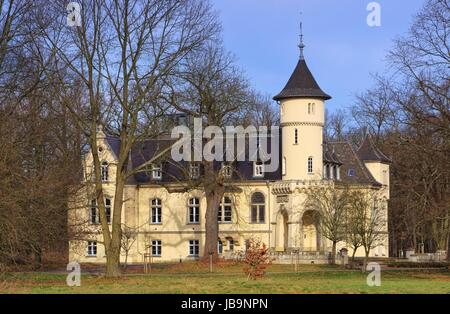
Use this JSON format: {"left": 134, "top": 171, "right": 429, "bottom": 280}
{"left": 218, "top": 196, "right": 233, "bottom": 223}
{"left": 190, "top": 163, "right": 200, "bottom": 179}
{"left": 151, "top": 240, "right": 162, "bottom": 257}
{"left": 90, "top": 198, "right": 111, "bottom": 225}
{"left": 150, "top": 198, "right": 162, "bottom": 224}
{"left": 151, "top": 163, "right": 162, "bottom": 180}
{"left": 87, "top": 241, "right": 97, "bottom": 257}
{"left": 188, "top": 197, "right": 200, "bottom": 224}
{"left": 101, "top": 161, "right": 109, "bottom": 182}
{"left": 189, "top": 239, "right": 200, "bottom": 256}
{"left": 250, "top": 192, "right": 266, "bottom": 224}
{"left": 307, "top": 157, "right": 313, "bottom": 174}
{"left": 221, "top": 163, "right": 232, "bottom": 178}
{"left": 253, "top": 161, "right": 264, "bottom": 178}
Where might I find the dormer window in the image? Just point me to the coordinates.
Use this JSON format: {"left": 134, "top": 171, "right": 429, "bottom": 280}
{"left": 348, "top": 168, "right": 355, "bottom": 177}
{"left": 221, "top": 163, "right": 232, "bottom": 178}
{"left": 151, "top": 163, "right": 162, "bottom": 180}
{"left": 332, "top": 165, "right": 338, "bottom": 180}
{"left": 190, "top": 163, "right": 200, "bottom": 179}
{"left": 101, "top": 161, "right": 109, "bottom": 182}
{"left": 253, "top": 161, "right": 264, "bottom": 178}
{"left": 325, "top": 164, "right": 330, "bottom": 179}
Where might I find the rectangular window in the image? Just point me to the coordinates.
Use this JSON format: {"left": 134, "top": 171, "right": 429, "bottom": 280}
{"left": 190, "top": 163, "right": 200, "bottom": 179}
{"left": 307, "top": 157, "right": 313, "bottom": 174}
{"left": 253, "top": 161, "right": 264, "bottom": 178}
{"left": 105, "top": 198, "right": 111, "bottom": 224}
{"left": 101, "top": 162, "right": 109, "bottom": 182}
{"left": 294, "top": 129, "right": 298, "bottom": 144}
{"left": 151, "top": 163, "right": 162, "bottom": 180}
{"left": 282, "top": 157, "right": 287, "bottom": 176}
{"left": 87, "top": 241, "right": 97, "bottom": 257}
{"left": 90, "top": 200, "right": 99, "bottom": 224}
{"left": 151, "top": 199, "right": 162, "bottom": 224}
{"left": 152, "top": 240, "right": 162, "bottom": 256}
{"left": 228, "top": 239, "right": 234, "bottom": 251}
{"left": 188, "top": 198, "right": 200, "bottom": 224}
{"left": 251, "top": 205, "right": 258, "bottom": 223}
{"left": 218, "top": 196, "right": 232, "bottom": 223}
{"left": 189, "top": 240, "right": 199, "bottom": 256}
{"left": 221, "top": 163, "right": 232, "bottom": 178}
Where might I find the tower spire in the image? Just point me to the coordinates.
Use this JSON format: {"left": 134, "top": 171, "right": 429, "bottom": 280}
{"left": 298, "top": 15, "right": 305, "bottom": 60}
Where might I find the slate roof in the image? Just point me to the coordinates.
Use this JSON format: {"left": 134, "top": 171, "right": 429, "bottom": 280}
{"left": 357, "top": 133, "right": 392, "bottom": 163}
{"left": 104, "top": 134, "right": 384, "bottom": 187}
{"left": 325, "top": 142, "right": 381, "bottom": 187}
{"left": 273, "top": 59, "right": 331, "bottom": 101}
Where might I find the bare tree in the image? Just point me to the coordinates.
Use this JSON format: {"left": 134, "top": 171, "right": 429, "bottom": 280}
{"left": 348, "top": 190, "right": 387, "bottom": 269}
{"left": 167, "top": 43, "right": 254, "bottom": 260}
{"left": 120, "top": 225, "right": 137, "bottom": 269}
{"left": 305, "top": 184, "right": 350, "bottom": 264}
{"left": 325, "top": 108, "right": 349, "bottom": 142}
{"left": 35, "top": 0, "right": 219, "bottom": 276}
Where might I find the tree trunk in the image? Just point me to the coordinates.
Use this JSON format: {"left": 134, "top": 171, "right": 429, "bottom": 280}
{"left": 203, "top": 188, "right": 223, "bottom": 261}
{"left": 447, "top": 232, "right": 450, "bottom": 262}
{"left": 362, "top": 249, "right": 370, "bottom": 272}
{"left": 351, "top": 247, "right": 357, "bottom": 261}
{"left": 330, "top": 241, "right": 337, "bottom": 265}
{"left": 202, "top": 161, "right": 225, "bottom": 261}
{"left": 105, "top": 164, "right": 127, "bottom": 278}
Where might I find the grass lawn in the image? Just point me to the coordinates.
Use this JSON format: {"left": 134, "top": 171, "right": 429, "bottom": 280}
{"left": 1, "top": 263, "right": 449, "bottom": 294}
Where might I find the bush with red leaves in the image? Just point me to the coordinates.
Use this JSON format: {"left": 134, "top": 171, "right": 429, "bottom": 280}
{"left": 243, "top": 239, "right": 273, "bottom": 280}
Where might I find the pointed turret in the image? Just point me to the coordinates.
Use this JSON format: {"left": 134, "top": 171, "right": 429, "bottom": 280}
{"left": 357, "top": 133, "right": 391, "bottom": 163}
{"left": 273, "top": 59, "right": 331, "bottom": 101}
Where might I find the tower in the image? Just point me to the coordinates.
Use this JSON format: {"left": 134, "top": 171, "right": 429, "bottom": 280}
{"left": 274, "top": 23, "right": 331, "bottom": 181}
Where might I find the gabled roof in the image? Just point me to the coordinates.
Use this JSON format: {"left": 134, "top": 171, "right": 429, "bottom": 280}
{"left": 273, "top": 59, "right": 331, "bottom": 101}
{"left": 326, "top": 141, "right": 381, "bottom": 187}
{"left": 103, "top": 135, "right": 382, "bottom": 187}
{"left": 356, "top": 134, "right": 391, "bottom": 163}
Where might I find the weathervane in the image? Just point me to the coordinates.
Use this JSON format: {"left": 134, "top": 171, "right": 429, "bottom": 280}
{"left": 298, "top": 12, "right": 305, "bottom": 60}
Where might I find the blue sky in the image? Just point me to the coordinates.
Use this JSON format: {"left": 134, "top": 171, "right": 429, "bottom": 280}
{"left": 212, "top": 0, "right": 426, "bottom": 113}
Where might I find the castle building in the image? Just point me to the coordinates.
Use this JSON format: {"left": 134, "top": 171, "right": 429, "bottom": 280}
{"left": 69, "top": 35, "right": 390, "bottom": 264}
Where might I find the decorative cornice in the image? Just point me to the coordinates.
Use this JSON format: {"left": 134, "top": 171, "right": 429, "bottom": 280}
{"left": 280, "top": 121, "right": 324, "bottom": 127}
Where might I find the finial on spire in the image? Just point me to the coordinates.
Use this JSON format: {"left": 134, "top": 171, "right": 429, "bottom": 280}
{"left": 298, "top": 13, "right": 305, "bottom": 60}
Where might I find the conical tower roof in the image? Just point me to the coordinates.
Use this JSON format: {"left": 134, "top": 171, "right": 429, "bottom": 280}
{"left": 273, "top": 58, "right": 331, "bottom": 101}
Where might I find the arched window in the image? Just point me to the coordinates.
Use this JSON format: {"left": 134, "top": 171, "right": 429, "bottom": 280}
{"left": 307, "top": 157, "right": 313, "bottom": 174}
{"left": 188, "top": 197, "right": 200, "bottom": 224}
{"left": 218, "top": 196, "right": 232, "bottom": 223}
{"left": 251, "top": 192, "right": 265, "bottom": 223}
{"left": 101, "top": 161, "right": 109, "bottom": 182}
{"left": 312, "top": 103, "right": 316, "bottom": 114}
{"left": 151, "top": 198, "right": 162, "bottom": 224}
{"left": 294, "top": 129, "right": 298, "bottom": 144}
{"left": 308, "top": 103, "right": 311, "bottom": 114}
{"left": 332, "top": 165, "right": 338, "bottom": 180}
